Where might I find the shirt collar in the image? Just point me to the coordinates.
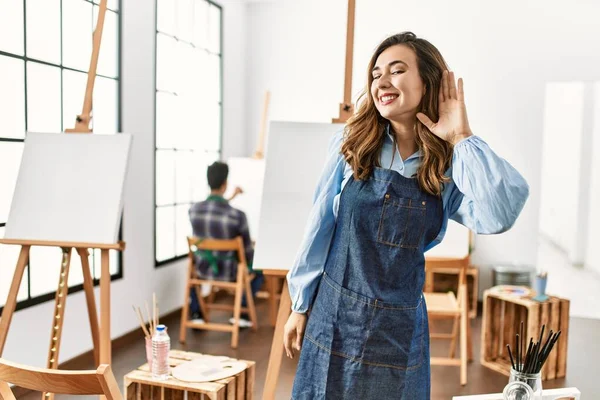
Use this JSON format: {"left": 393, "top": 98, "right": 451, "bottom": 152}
{"left": 385, "top": 124, "right": 423, "bottom": 160}
{"left": 206, "top": 194, "right": 227, "bottom": 203}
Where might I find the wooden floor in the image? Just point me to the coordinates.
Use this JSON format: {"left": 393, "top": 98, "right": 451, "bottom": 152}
{"left": 18, "top": 298, "right": 599, "bottom": 399}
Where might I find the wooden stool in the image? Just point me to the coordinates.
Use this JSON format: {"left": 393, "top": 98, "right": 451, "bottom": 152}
{"left": 480, "top": 289, "right": 570, "bottom": 380}
{"left": 124, "top": 350, "right": 255, "bottom": 400}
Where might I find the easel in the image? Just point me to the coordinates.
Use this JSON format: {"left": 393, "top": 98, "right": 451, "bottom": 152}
{"left": 262, "top": 1, "right": 356, "bottom": 398}
{"left": 253, "top": 90, "right": 270, "bottom": 160}
{"left": 0, "top": 1, "right": 121, "bottom": 399}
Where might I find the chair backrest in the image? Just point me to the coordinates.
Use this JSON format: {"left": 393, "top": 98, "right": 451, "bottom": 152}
{"left": 187, "top": 236, "right": 247, "bottom": 267}
{"left": 424, "top": 254, "right": 470, "bottom": 290}
{"left": 0, "top": 358, "right": 122, "bottom": 400}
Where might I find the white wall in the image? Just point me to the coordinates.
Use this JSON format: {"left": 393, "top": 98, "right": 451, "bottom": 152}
{"left": 586, "top": 83, "right": 600, "bottom": 275}
{"left": 245, "top": 0, "right": 600, "bottom": 298}
{"left": 538, "top": 83, "right": 586, "bottom": 263}
{"left": 2, "top": 0, "right": 247, "bottom": 367}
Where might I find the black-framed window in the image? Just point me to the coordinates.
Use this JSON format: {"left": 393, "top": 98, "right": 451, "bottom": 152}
{"left": 154, "top": 0, "right": 223, "bottom": 266}
{"left": 0, "top": 0, "right": 121, "bottom": 312}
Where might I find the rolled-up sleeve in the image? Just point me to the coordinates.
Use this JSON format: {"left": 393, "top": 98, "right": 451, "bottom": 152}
{"left": 444, "top": 135, "right": 530, "bottom": 234}
{"left": 286, "top": 131, "right": 346, "bottom": 313}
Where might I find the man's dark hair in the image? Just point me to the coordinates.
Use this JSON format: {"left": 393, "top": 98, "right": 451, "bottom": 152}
{"left": 207, "top": 161, "right": 229, "bottom": 189}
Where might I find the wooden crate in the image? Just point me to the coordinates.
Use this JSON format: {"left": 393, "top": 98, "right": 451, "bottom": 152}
{"left": 124, "top": 350, "right": 255, "bottom": 400}
{"left": 425, "top": 266, "right": 479, "bottom": 319}
{"left": 480, "top": 290, "right": 570, "bottom": 381}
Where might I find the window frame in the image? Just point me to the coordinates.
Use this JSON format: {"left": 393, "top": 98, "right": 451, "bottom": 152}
{"left": 153, "top": 0, "right": 224, "bottom": 267}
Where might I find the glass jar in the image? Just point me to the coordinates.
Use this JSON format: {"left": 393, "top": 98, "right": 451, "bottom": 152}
{"left": 502, "top": 367, "right": 542, "bottom": 400}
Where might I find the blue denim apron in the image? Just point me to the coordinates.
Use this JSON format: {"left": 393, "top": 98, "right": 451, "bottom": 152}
{"left": 292, "top": 166, "right": 443, "bottom": 400}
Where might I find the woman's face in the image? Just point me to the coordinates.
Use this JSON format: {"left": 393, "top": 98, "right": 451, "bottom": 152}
{"left": 370, "top": 44, "right": 425, "bottom": 122}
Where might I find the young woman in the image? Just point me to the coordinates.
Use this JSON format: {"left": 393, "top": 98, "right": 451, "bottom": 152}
{"left": 283, "top": 32, "right": 530, "bottom": 399}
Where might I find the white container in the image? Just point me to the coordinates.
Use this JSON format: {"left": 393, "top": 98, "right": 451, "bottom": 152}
{"left": 151, "top": 324, "right": 170, "bottom": 380}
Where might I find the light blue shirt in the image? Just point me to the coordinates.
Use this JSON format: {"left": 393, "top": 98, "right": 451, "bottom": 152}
{"left": 287, "top": 127, "right": 530, "bottom": 313}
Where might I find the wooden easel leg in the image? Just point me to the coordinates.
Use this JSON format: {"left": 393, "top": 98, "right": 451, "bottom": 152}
{"left": 263, "top": 280, "right": 291, "bottom": 400}
{"left": 100, "top": 250, "right": 111, "bottom": 365}
{"left": 267, "top": 276, "right": 279, "bottom": 327}
{"left": 43, "top": 248, "right": 73, "bottom": 400}
{"left": 244, "top": 271, "right": 258, "bottom": 332}
{"left": 0, "top": 246, "right": 30, "bottom": 356}
{"left": 231, "top": 266, "right": 244, "bottom": 349}
{"left": 78, "top": 248, "right": 100, "bottom": 365}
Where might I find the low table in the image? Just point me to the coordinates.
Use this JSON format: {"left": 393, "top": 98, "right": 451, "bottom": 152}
{"left": 124, "top": 349, "right": 255, "bottom": 400}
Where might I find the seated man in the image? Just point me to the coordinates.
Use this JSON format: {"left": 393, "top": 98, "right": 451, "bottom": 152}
{"left": 188, "top": 161, "right": 264, "bottom": 328}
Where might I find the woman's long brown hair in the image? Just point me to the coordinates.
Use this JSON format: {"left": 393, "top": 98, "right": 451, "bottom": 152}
{"left": 341, "top": 32, "right": 453, "bottom": 196}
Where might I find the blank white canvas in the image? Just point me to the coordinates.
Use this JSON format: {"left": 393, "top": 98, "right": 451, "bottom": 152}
{"left": 425, "top": 219, "right": 471, "bottom": 259}
{"left": 253, "top": 121, "right": 343, "bottom": 270}
{"left": 4, "top": 132, "right": 132, "bottom": 244}
{"left": 227, "top": 157, "right": 265, "bottom": 240}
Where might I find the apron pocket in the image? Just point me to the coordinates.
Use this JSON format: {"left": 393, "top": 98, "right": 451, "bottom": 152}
{"left": 362, "top": 297, "right": 426, "bottom": 369}
{"left": 305, "top": 274, "right": 372, "bottom": 361}
{"left": 377, "top": 195, "right": 426, "bottom": 249}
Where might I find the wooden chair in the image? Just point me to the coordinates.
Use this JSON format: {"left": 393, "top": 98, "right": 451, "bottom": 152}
{"left": 0, "top": 358, "right": 121, "bottom": 399}
{"left": 180, "top": 236, "right": 258, "bottom": 349}
{"left": 425, "top": 255, "right": 473, "bottom": 386}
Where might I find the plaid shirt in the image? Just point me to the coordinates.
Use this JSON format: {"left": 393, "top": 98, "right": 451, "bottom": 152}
{"left": 189, "top": 195, "right": 254, "bottom": 281}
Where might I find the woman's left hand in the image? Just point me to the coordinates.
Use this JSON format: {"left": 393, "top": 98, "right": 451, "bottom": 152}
{"left": 416, "top": 70, "right": 473, "bottom": 145}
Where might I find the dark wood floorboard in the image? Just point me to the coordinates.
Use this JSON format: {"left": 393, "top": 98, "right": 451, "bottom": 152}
{"left": 16, "top": 298, "right": 599, "bottom": 399}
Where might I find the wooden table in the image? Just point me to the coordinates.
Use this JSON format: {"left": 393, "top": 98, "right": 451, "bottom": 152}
{"left": 124, "top": 350, "right": 255, "bottom": 400}
{"left": 480, "top": 288, "right": 570, "bottom": 380}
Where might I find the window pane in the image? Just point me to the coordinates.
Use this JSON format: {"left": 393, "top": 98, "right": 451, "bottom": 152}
{"left": 193, "top": 0, "right": 208, "bottom": 49}
{"left": 156, "top": 92, "right": 178, "bottom": 149}
{"left": 93, "top": 0, "right": 119, "bottom": 11}
{"left": 27, "top": 62, "right": 61, "bottom": 133}
{"left": 93, "top": 249, "right": 119, "bottom": 280}
{"left": 0, "top": 56, "right": 26, "bottom": 138}
{"left": 175, "top": 151, "right": 193, "bottom": 204}
{"left": 156, "top": 33, "right": 178, "bottom": 93}
{"left": 26, "top": 0, "right": 60, "bottom": 64}
{"left": 94, "top": 7, "right": 119, "bottom": 78}
{"left": 175, "top": 204, "right": 191, "bottom": 256}
{"left": 156, "top": 150, "right": 175, "bottom": 206}
{"left": 62, "top": 0, "right": 92, "bottom": 71}
{"left": 62, "top": 69, "right": 87, "bottom": 132}
{"left": 156, "top": 206, "right": 175, "bottom": 262}
{"left": 177, "top": 42, "right": 195, "bottom": 97}
{"left": 0, "top": 227, "right": 29, "bottom": 307}
{"left": 191, "top": 151, "right": 218, "bottom": 202}
{"left": 29, "top": 246, "right": 63, "bottom": 297}
{"left": 0, "top": 0, "right": 24, "bottom": 55}
{"left": 199, "top": 103, "right": 221, "bottom": 152}
{"left": 157, "top": 0, "right": 176, "bottom": 36}
{"left": 93, "top": 77, "right": 118, "bottom": 133}
{"left": 67, "top": 249, "right": 84, "bottom": 287}
{"left": 188, "top": 50, "right": 206, "bottom": 100}
{"left": 208, "top": 54, "right": 221, "bottom": 102}
{"left": 175, "top": 93, "right": 197, "bottom": 149}
{"left": 176, "top": 0, "right": 194, "bottom": 43}
{"left": 208, "top": 5, "right": 221, "bottom": 54}
{"left": 0, "top": 142, "right": 24, "bottom": 224}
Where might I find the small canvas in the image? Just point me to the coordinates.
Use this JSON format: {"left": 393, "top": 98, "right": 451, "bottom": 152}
{"left": 253, "top": 121, "right": 343, "bottom": 271}
{"left": 227, "top": 157, "right": 266, "bottom": 240}
{"left": 4, "top": 132, "right": 132, "bottom": 244}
